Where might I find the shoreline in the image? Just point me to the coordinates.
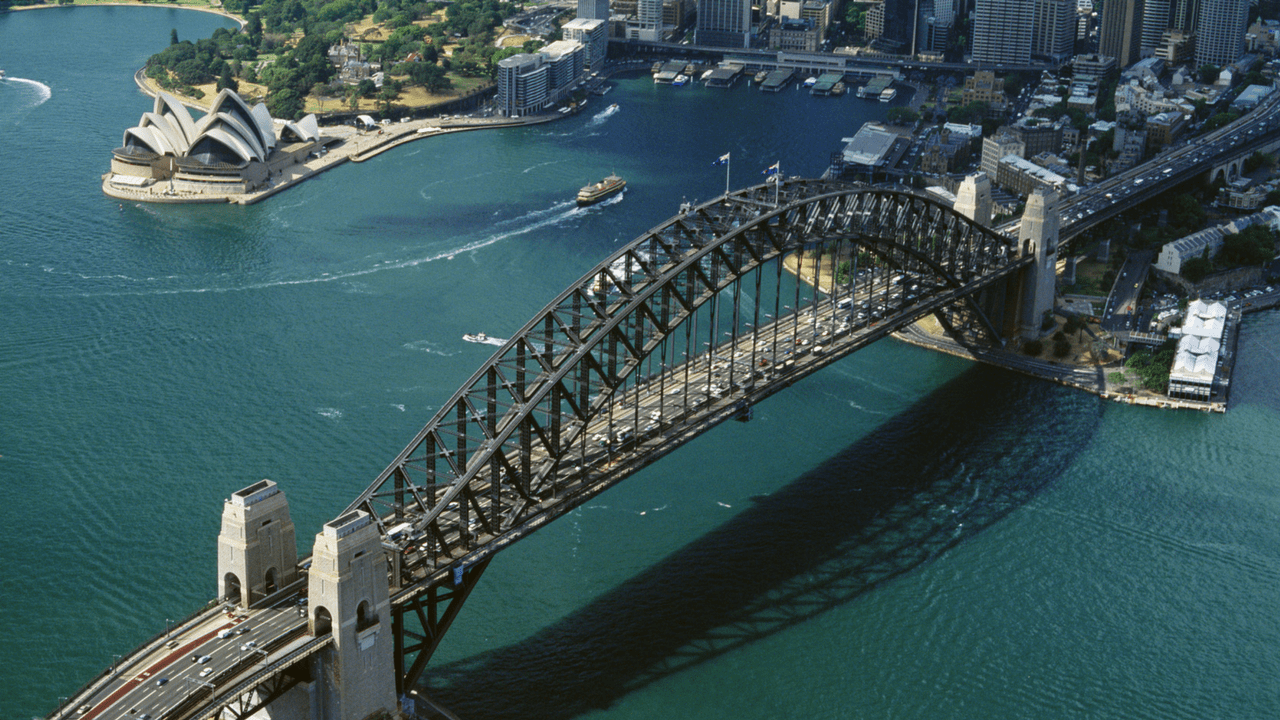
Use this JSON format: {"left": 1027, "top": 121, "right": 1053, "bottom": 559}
{"left": 108, "top": 67, "right": 624, "bottom": 205}
{"left": 782, "top": 253, "right": 1234, "bottom": 413}
{"left": 4, "top": 1, "right": 246, "bottom": 27}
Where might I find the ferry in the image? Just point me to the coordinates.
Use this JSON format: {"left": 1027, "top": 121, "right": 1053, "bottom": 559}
{"left": 577, "top": 174, "right": 626, "bottom": 206}
{"left": 754, "top": 70, "right": 769, "bottom": 83}
{"left": 0, "top": 69, "right": 6, "bottom": 80}
{"left": 607, "top": 103, "right": 619, "bottom": 111}
{"left": 879, "top": 88, "right": 897, "bottom": 102}
{"left": 462, "top": 332, "right": 489, "bottom": 343}
{"left": 672, "top": 74, "right": 689, "bottom": 86}
{"left": 803, "top": 76, "right": 818, "bottom": 87}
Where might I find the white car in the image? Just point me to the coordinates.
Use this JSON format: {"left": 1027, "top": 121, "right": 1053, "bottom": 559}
{"left": 199, "top": 667, "right": 214, "bottom": 678}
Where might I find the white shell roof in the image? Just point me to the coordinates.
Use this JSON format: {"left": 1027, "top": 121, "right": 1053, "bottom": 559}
{"left": 119, "top": 89, "right": 311, "bottom": 166}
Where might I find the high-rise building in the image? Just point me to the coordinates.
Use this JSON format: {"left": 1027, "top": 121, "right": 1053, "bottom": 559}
{"left": 972, "top": 0, "right": 1033, "bottom": 64}
{"left": 1099, "top": 0, "right": 1143, "bottom": 67}
{"left": 1171, "top": 0, "right": 1198, "bottom": 32}
{"left": 1032, "top": 0, "right": 1077, "bottom": 61}
{"left": 627, "top": 0, "right": 663, "bottom": 40}
{"left": 1195, "top": 0, "right": 1248, "bottom": 66}
{"left": 496, "top": 41, "right": 586, "bottom": 117}
{"left": 871, "top": 0, "right": 916, "bottom": 54}
{"left": 577, "top": 0, "right": 610, "bottom": 20}
{"left": 696, "top": 0, "right": 751, "bottom": 47}
{"left": 563, "top": 18, "right": 608, "bottom": 69}
{"left": 1140, "top": 0, "right": 1170, "bottom": 56}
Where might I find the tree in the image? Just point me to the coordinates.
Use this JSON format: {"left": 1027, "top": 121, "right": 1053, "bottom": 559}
{"left": 266, "top": 87, "right": 303, "bottom": 119}
{"left": 1198, "top": 64, "right": 1221, "bottom": 84}
{"left": 887, "top": 107, "right": 919, "bottom": 125}
{"left": 217, "top": 67, "right": 238, "bottom": 92}
{"left": 1182, "top": 255, "right": 1213, "bottom": 283}
{"left": 1023, "top": 339, "right": 1044, "bottom": 356}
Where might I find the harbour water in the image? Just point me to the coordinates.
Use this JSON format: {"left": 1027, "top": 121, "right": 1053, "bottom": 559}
{"left": 4, "top": 8, "right": 1280, "bottom": 719}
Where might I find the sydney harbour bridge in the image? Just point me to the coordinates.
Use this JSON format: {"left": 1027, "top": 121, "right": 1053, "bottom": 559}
{"left": 47, "top": 178, "right": 1066, "bottom": 720}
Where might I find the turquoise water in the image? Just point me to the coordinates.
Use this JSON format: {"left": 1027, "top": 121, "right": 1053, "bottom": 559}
{"left": 4, "top": 8, "right": 1280, "bottom": 719}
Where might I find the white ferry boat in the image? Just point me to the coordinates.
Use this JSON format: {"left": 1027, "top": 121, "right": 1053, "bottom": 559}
{"left": 672, "top": 74, "right": 689, "bottom": 86}
{"left": 462, "top": 332, "right": 489, "bottom": 343}
{"left": 879, "top": 88, "right": 897, "bottom": 102}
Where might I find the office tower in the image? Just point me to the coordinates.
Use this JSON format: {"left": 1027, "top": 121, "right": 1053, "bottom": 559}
{"left": 870, "top": 0, "right": 916, "bottom": 53}
{"left": 1140, "top": 0, "right": 1170, "bottom": 56}
{"left": 972, "top": 0, "right": 1033, "bottom": 64}
{"left": 577, "top": 0, "right": 610, "bottom": 20}
{"left": 1099, "top": 0, "right": 1144, "bottom": 67}
{"left": 696, "top": 0, "right": 751, "bottom": 47}
{"left": 1195, "top": 0, "right": 1248, "bottom": 66}
{"left": 1032, "top": 0, "right": 1077, "bottom": 61}
{"left": 1171, "top": 0, "right": 1197, "bottom": 32}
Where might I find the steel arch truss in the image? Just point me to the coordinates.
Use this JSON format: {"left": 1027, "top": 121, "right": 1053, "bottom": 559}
{"left": 341, "top": 179, "right": 1025, "bottom": 687}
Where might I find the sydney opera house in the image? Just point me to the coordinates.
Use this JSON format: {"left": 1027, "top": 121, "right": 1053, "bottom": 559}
{"left": 105, "top": 89, "right": 325, "bottom": 202}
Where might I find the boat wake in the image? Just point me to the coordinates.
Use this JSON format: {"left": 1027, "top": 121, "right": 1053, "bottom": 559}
{"left": 521, "top": 159, "right": 564, "bottom": 174}
{"left": 588, "top": 104, "right": 619, "bottom": 126}
{"left": 5, "top": 77, "right": 52, "bottom": 108}
{"left": 403, "top": 339, "right": 457, "bottom": 357}
{"left": 52, "top": 197, "right": 593, "bottom": 298}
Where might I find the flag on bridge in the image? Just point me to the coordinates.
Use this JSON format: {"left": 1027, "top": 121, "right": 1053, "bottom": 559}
{"left": 762, "top": 161, "right": 780, "bottom": 175}
{"left": 713, "top": 152, "right": 730, "bottom": 166}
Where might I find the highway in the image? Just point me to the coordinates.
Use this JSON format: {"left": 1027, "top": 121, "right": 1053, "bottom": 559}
{"left": 63, "top": 598, "right": 311, "bottom": 720}
{"left": 1003, "top": 88, "right": 1280, "bottom": 241}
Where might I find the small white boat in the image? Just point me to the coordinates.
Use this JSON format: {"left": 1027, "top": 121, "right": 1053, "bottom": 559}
{"left": 0, "top": 69, "right": 6, "bottom": 81}
{"left": 462, "top": 332, "right": 489, "bottom": 343}
{"left": 673, "top": 74, "right": 689, "bottom": 86}
{"left": 804, "top": 76, "right": 818, "bottom": 87}
{"left": 879, "top": 88, "right": 897, "bottom": 102}
{"left": 608, "top": 103, "right": 619, "bottom": 111}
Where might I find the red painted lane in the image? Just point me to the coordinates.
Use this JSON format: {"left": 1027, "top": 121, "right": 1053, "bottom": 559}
{"left": 79, "top": 618, "right": 240, "bottom": 720}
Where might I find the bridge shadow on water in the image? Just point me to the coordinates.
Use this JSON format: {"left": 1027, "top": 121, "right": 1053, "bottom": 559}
{"left": 417, "top": 364, "right": 1105, "bottom": 720}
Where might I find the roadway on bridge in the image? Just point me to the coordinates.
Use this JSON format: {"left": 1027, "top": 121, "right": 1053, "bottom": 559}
{"left": 1005, "top": 88, "right": 1280, "bottom": 241}
{"left": 68, "top": 601, "right": 308, "bottom": 720}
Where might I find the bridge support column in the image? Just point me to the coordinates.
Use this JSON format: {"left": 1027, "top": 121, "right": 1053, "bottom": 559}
{"left": 954, "top": 172, "right": 993, "bottom": 226}
{"left": 1016, "top": 188, "right": 1060, "bottom": 339}
{"left": 308, "top": 511, "right": 397, "bottom": 720}
{"left": 218, "top": 479, "right": 298, "bottom": 608}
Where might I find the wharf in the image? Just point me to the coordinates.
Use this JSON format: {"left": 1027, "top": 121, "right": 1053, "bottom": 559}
{"left": 705, "top": 65, "right": 744, "bottom": 88}
{"left": 810, "top": 72, "right": 844, "bottom": 95}
{"left": 759, "top": 69, "right": 794, "bottom": 92}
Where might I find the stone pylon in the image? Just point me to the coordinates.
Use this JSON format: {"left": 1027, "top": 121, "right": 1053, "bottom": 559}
{"left": 1017, "top": 188, "right": 1060, "bottom": 338}
{"left": 954, "top": 172, "right": 993, "bottom": 226}
{"left": 217, "top": 479, "right": 298, "bottom": 607}
{"left": 308, "top": 511, "right": 397, "bottom": 720}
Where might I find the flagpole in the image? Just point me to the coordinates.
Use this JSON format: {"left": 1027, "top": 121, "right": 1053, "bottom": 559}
{"left": 774, "top": 162, "right": 780, "bottom": 205}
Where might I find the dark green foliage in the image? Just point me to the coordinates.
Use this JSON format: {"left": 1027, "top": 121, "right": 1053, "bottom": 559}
{"left": 946, "top": 101, "right": 990, "bottom": 124}
{"left": 1125, "top": 340, "right": 1177, "bottom": 392}
{"left": 1204, "top": 112, "right": 1240, "bottom": 132}
{"left": 887, "top": 107, "right": 919, "bottom": 124}
{"left": 266, "top": 86, "right": 303, "bottom": 118}
{"left": 1182, "top": 255, "right": 1212, "bottom": 283}
{"left": 1053, "top": 337, "right": 1071, "bottom": 358}
{"left": 1219, "top": 225, "right": 1277, "bottom": 266}
{"left": 1243, "top": 151, "right": 1274, "bottom": 174}
{"left": 1023, "top": 339, "right": 1044, "bottom": 356}
{"left": 1166, "top": 193, "right": 1207, "bottom": 235}
{"left": 1198, "top": 64, "right": 1220, "bottom": 84}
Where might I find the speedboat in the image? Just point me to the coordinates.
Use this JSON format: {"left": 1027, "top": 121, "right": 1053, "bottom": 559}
{"left": 462, "top": 332, "right": 488, "bottom": 343}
